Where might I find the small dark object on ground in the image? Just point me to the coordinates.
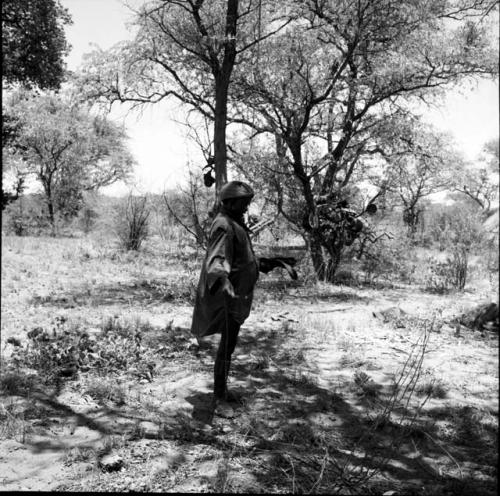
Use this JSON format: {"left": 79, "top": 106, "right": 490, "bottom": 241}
{"left": 456, "top": 302, "right": 499, "bottom": 332}
{"left": 99, "top": 454, "right": 124, "bottom": 472}
{"left": 6, "top": 337, "right": 22, "bottom": 347}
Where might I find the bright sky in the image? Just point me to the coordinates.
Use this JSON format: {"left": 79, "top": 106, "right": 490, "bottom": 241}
{"left": 60, "top": 0, "right": 499, "bottom": 196}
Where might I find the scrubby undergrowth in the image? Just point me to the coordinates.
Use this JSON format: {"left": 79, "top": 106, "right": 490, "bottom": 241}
{"left": 1, "top": 234, "right": 498, "bottom": 494}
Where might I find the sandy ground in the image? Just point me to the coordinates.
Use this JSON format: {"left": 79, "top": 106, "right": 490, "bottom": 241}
{"left": 1, "top": 235, "right": 498, "bottom": 493}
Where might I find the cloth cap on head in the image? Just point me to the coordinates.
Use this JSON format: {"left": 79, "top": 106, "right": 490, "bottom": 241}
{"left": 219, "top": 181, "right": 254, "bottom": 202}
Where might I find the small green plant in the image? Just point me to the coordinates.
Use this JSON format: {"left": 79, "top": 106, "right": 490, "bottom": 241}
{"left": 424, "top": 257, "right": 456, "bottom": 294}
{"left": 450, "top": 246, "right": 468, "bottom": 290}
{"left": 100, "top": 434, "right": 127, "bottom": 455}
{"left": 423, "top": 202, "right": 484, "bottom": 292}
{"left": 252, "top": 354, "right": 270, "bottom": 371}
{"left": 84, "top": 378, "right": 127, "bottom": 405}
{"left": 415, "top": 378, "right": 448, "bottom": 399}
{"left": 0, "top": 405, "right": 29, "bottom": 442}
{"left": 7, "top": 316, "right": 158, "bottom": 384}
{"left": 424, "top": 247, "right": 469, "bottom": 293}
{"left": 340, "top": 352, "right": 367, "bottom": 369}
{"left": 353, "top": 370, "right": 380, "bottom": 398}
{"left": 3, "top": 194, "right": 51, "bottom": 236}
{"left": 289, "top": 368, "right": 316, "bottom": 388}
{"left": 214, "top": 455, "right": 232, "bottom": 493}
{"left": 8, "top": 211, "right": 26, "bottom": 236}
{"left": 276, "top": 347, "right": 306, "bottom": 364}
{"left": 0, "top": 370, "right": 37, "bottom": 395}
{"left": 334, "top": 268, "right": 359, "bottom": 286}
{"left": 9, "top": 318, "right": 82, "bottom": 382}
{"left": 63, "top": 447, "right": 97, "bottom": 466}
{"left": 448, "top": 406, "right": 497, "bottom": 449}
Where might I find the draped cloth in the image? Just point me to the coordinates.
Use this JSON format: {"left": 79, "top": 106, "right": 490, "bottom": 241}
{"left": 190, "top": 210, "right": 259, "bottom": 338}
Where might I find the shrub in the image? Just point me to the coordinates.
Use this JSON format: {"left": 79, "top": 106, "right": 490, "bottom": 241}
{"left": 334, "top": 267, "right": 359, "bottom": 286}
{"left": 353, "top": 370, "right": 380, "bottom": 398}
{"left": 160, "top": 170, "right": 214, "bottom": 249}
{"left": 424, "top": 257, "right": 455, "bottom": 294}
{"left": 83, "top": 377, "right": 127, "bottom": 405}
{"left": 359, "top": 245, "right": 398, "bottom": 285}
{"left": 7, "top": 317, "right": 157, "bottom": 384}
{"left": 2, "top": 194, "right": 51, "bottom": 236}
{"left": 352, "top": 232, "right": 417, "bottom": 286}
{"left": 79, "top": 205, "right": 99, "bottom": 234}
{"left": 415, "top": 378, "right": 448, "bottom": 398}
{"left": 424, "top": 247, "right": 469, "bottom": 293}
{"left": 422, "top": 203, "right": 485, "bottom": 292}
{"left": 0, "top": 371, "right": 37, "bottom": 395}
{"left": 425, "top": 202, "right": 485, "bottom": 252}
{"left": 115, "top": 194, "right": 151, "bottom": 251}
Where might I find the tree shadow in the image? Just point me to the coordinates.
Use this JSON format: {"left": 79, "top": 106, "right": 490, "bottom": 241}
{"left": 199, "top": 324, "right": 498, "bottom": 494}
{"left": 254, "top": 282, "right": 373, "bottom": 305}
{"left": 29, "top": 278, "right": 194, "bottom": 308}
{"left": 4, "top": 321, "right": 496, "bottom": 495}
{"left": 184, "top": 391, "right": 215, "bottom": 426}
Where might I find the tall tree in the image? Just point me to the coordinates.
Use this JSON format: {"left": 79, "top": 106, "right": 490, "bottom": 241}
{"left": 228, "top": 0, "right": 498, "bottom": 280}
{"left": 452, "top": 137, "right": 499, "bottom": 212}
{"left": 2, "top": 0, "right": 73, "bottom": 209}
{"left": 78, "top": 0, "right": 291, "bottom": 198}
{"left": 373, "top": 117, "right": 460, "bottom": 234}
{"left": 2, "top": 0, "right": 72, "bottom": 89}
{"left": 2, "top": 111, "right": 29, "bottom": 209}
{"left": 4, "top": 90, "right": 135, "bottom": 230}
{"left": 482, "top": 137, "right": 499, "bottom": 172}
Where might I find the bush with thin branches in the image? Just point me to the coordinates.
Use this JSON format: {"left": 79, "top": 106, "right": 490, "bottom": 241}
{"left": 115, "top": 193, "right": 151, "bottom": 251}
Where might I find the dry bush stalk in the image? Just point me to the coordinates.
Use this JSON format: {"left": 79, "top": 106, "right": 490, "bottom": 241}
{"left": 115, "top": 194, "right": 151, "bottom": 251}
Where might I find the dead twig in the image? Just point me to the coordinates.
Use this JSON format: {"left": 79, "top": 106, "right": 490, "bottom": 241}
{"left": 422, "top": 431, "right": 463, "bottom": 479}
{"left": 307, "top": 306, "right": 354, "bottom": 313}
{"left": 308, "top": 447, "right": 329, "bottom": 494}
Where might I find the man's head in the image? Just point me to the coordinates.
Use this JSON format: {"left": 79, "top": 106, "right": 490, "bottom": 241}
{"left": 220, "top": 181, "right": 254, "bottom": 216}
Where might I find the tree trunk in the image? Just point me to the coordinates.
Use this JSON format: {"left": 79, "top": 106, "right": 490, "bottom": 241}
{"left": 213, "top": 75, "right": 229, "bottom": 199}
{"left": 309, "top": 234, "right": 326, "bottom": 280}
{"left": 47, "top": 197, "right": 56, "bottom": 236}
{"left": 41, "top": 179, "right": 55, "bottom": 233}
{"left": 192, "top": 213, "right": 206, "bottom": 246}
{"left": 212, "top": 0, "right": 238, "bottom": 201}
{"left": 403, "top": 205, "right": 421, "bottom": 235}
{"left": 308, "top": 225, "right": 347, "bottom": 283}
{"left": 325, "top": 244, "right": 342, "bottom": 282}
{"left": 287, "top": 138, "right": 338, "bottom": 283}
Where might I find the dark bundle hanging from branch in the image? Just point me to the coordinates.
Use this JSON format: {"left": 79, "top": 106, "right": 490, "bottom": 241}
{"left": 203, "top": 156, "right": 215, "bottom": 188}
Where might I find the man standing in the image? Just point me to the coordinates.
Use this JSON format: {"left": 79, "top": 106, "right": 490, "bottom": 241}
{"left": 191, "top": 180, "right": 296, "bottom": 413}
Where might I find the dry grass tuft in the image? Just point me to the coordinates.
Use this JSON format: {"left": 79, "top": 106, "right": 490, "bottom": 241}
{"left": 83, "top": 377, "right": 128, "bottom": 406}
{"left": 415, "top": 378, "right": 449, "bottom": 399}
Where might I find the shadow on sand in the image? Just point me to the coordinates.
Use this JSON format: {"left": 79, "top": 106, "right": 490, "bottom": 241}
{"left": 5, "top": 321, "right": 497, "bottom": 494}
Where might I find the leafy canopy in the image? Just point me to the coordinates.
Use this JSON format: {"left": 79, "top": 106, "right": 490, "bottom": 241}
{"left": 4, "top": 89, "right": 135, "bottom": 219}
{"left": 2, "top": 0, "right": 72, "bottom": 89}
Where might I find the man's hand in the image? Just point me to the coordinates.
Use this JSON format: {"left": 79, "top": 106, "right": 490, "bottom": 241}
{"left": 258, "top": 257, "right": 298, "bottom": 280}
{"left": 258, "top": 257, "right": 275, "bottom": 274}
{"left": 221, "top": 278, "right": 236, "bottom": 298}
{"left": 274, "top": 257, "right": 297, "bottom": 267}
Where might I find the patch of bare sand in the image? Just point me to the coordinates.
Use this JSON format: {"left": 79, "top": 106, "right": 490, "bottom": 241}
{"left": 0, "top": 424, "right": 101, "bottom": 491}
{"left": 2, "top": 241, "right": 497, "bottom": 493}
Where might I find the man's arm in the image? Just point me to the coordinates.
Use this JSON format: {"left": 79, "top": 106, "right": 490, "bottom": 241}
{"left": 206, "top": 226, "right": 236, "bottom": 296}
{"left": 258, "top": 257, "right": 298, "bottom": 280}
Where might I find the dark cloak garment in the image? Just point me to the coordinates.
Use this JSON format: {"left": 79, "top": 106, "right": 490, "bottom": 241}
{"left": 190, "top": 209, "right": 259, "bottom": 338}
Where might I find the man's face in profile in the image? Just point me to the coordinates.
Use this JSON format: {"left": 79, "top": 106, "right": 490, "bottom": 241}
{"left": 226, "top": 197, "right": 252, "bottom": 217}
